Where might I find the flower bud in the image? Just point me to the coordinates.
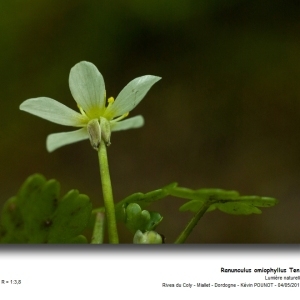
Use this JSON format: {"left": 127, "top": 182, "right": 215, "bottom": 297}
{"left": 133, "top": 230, "right": 163, "bottom": 244}
{"left": 100, "top": 117, "right": 111, "bottom": 146}
{"left": 87, "top": 119, "right": 101, "bottom": 150}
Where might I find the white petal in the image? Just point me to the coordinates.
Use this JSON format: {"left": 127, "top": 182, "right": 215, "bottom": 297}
{"left": 46, "top": 128, "right": 88, "bottom": 152}
{"left": 104, "top": 75, "right": 161, "bottom": 119}
{"left": 111, "top": 115, "right": 144, "bottom": 131}
{"left": 69, "top": 61, "right": 106, "bottom": 118}
{"left": 20, "top": 97, "right": 88, "bottom": 126}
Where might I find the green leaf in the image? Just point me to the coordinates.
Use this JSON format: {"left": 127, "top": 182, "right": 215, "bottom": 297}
{"left": 0, "top": 197, "right": 26, "bottom": 243}
{"left": 216, "top": 202, "right": 262, "bottom": 215}
{"left": 180, "top": 200, "right": 207, "bottom": 212}
{"left": 145, "top": 212, "right": 163, "bottom": 231}
{"left": 167, "top": 186, "right": 240, "bottom": 201}
{"left": 124, "top": 203, "right": 163, "bottom": 233}
{"left": 125, "top": 203, "right": 150, "bottom": 233}
{"left": 236, "top": 196, "right": 278, "bottom": 207}
{"left": 114, "top": 182, "right": 177, "bottom": 222}
{"left": 173, "top": 186, "right": 278, "bottom": 215}
{"left": 0, "top": 174, "right": 92, "bottom": 243}
{"left": 66, "top": 235, "right": 88, "bottom": 244}
{"left": 47, "top": 190, "right": 92, "bottom": 243}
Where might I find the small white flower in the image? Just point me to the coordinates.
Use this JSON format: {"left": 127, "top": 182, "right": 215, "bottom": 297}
{"left": 20, "top": 61, "right": 161, "bottom": 152}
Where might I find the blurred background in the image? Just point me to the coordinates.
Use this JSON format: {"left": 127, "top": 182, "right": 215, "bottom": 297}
{"left": 1, "top": 0, "right": 299, "bottom": 243}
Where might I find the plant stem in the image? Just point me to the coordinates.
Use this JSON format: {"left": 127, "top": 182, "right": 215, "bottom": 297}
{"left": 174, "top": 202, "right": 211, "bottom": 244}
{"left": 98, "top": 140, "right": 119, "bottom": 244}
{"left": 91, "top": 211, "right": 105, "bottom": 244}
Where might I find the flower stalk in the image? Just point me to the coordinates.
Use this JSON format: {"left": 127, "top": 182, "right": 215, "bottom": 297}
{"left": 98, "top": 140, "right": 119, "bottom": 244}
{"left": 91, "top": 210, "right": 105, "bottom": 244}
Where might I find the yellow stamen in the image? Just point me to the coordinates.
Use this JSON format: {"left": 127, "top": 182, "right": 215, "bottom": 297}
{"left": 106, "top": 97, "right": 115, "bottom": 111}
{"left": 77, "top": 104, "right": 86, "bottom": 116}
{"left": 113, "top": 112, "right": 129, "bottom": 122}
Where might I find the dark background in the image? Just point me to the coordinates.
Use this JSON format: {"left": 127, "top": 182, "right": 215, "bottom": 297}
{"left": 1, "top": 0, "right": 299, "bottom": 243}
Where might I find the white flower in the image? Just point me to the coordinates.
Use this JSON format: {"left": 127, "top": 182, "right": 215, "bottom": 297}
{"left": 20, "top": 61, "right": 161, "bottom": 152}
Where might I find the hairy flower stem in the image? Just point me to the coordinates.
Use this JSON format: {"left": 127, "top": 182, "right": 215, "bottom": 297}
{"left": 174, "top": 202, "right": 211, "bottom": 244}
{"left": 91, "top": 211, "right": 105, "bottom": 244}
{"left": 98, "top": 140, "right": 119, "bottom": 244}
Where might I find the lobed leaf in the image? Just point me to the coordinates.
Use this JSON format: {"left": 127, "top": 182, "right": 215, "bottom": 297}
{"left": 124, "top": 203, "right": 163, "bottom": 233}
{"left": 172, "top": 186, "right": 278, "bottom": 216}
{"left": 0, "top": 174, "right": 92, "bottom": 243}
{"left": 167, "top": 186, "right": 240, "bottom": 201}
{"left": 115, "top": 182, "right": 177, "bottom": 221}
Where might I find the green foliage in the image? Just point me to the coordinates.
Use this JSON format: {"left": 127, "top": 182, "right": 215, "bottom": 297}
{"left": 113, "top": 183, "right": 278, "bottom": 243}
{"left": 114, "top": 182, "right": 177, "bottom": 222}
{"left": 0, "top": 174, "right": 92, "bottom": 243}
{"left": 165, "top": 186, "right": 278, "bottom": 215}
{"left": 124, "top": 203, "right": 163, "bottom": 233}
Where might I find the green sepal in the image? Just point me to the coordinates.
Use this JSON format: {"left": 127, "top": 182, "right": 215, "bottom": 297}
{"left": 0, "top": 174, "right": 92, "bottom": 243}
